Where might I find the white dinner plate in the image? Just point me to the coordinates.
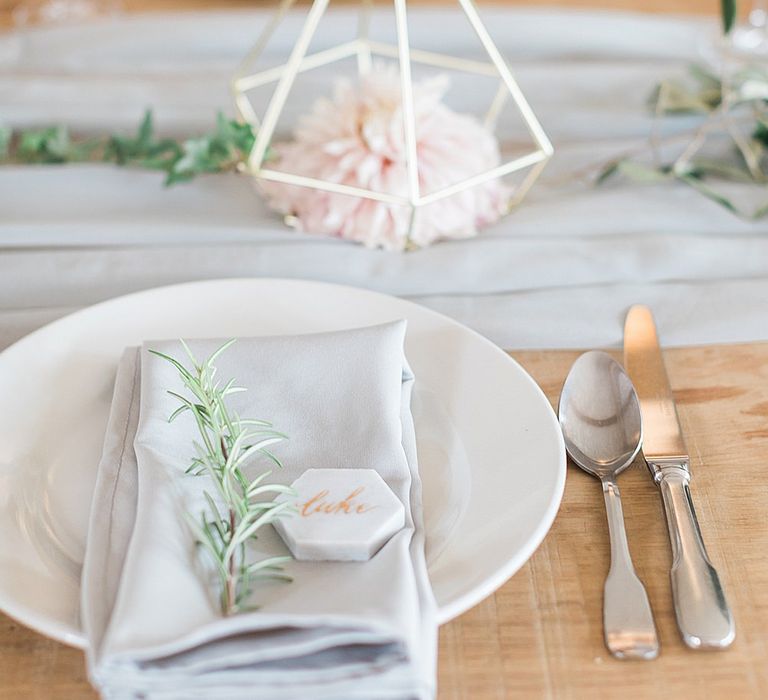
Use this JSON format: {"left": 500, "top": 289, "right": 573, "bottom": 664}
{"left": 0, "top": 278, "right": 565, "bottom": 648}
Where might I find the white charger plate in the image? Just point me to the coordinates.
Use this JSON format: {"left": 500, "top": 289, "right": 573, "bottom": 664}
{"left": 0, "top": 278, "right": 565, "bottom": 647}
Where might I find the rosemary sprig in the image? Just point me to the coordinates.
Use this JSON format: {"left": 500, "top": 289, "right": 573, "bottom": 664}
{"left": 151, "top": 339, "right": 294, "bottom": 615}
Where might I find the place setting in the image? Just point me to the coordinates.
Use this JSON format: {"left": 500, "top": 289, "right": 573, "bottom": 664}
{"left": 0, "top": 278, "right": 566, "bottom": 697}
{"left": 0, "top": 279, "right": 755, "bottom": 699}
{"left": 1, "top": 0, "right": 766, "bottom": 697}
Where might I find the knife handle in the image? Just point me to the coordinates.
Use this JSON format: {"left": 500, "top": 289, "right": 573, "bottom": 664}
{"left": 655, "top": 464, "right": 735, "bottom": 649}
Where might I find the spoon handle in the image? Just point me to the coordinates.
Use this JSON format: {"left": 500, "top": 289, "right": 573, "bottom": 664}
{"left": 601, "top": 479, "right": 659, "bottom": 660}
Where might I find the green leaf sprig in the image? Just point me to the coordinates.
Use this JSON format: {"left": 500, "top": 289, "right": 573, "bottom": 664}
{"left": 0, "top": 110, "right": 258, "bottom": 185}
{"left": 591, "top": 5, "right": 768, "bottom": 219}
{"left": 151, "top": 339, "right": 294, "bottom": 615}
{"left": 597, "top": 62, "right": 768, "bottom": 220}
{"left": 722, "top": 0, "right": 737, "bottom": 35}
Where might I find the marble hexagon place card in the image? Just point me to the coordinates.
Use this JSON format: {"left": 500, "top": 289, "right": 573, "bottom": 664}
{"left": 273, "top": 469, "right": 405, "bottom": 562}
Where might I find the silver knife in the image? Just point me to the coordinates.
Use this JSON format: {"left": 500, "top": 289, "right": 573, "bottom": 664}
{"left": 624, "top": 304, "right": 735, "bottom": 649}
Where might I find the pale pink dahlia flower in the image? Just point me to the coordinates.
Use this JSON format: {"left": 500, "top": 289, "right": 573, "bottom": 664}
{"left": 260, "top": 66, "right": 510, "bottom": 251}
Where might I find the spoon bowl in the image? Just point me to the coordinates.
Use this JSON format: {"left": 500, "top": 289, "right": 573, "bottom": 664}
{"left": 558, "top": 350, "right": 658, "bottom": 661}
{"left": 559, "top": 350, "right": 643, "bottom": 479}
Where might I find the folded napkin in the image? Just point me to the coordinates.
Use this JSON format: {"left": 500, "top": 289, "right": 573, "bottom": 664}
{"left": 81, "top": 321, "right": 437, "bottom": 699}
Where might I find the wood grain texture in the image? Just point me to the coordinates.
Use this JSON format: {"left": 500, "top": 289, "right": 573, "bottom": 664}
{"left": 438, "top": 344, "right": 768, "bottom": 700}
{"left": 1, "top": 343, "right": 767, "bottom": 699}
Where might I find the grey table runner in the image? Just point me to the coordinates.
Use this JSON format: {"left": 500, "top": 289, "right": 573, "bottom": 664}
{"left": 1, "top": 9, "right": 766, "bottom": 351}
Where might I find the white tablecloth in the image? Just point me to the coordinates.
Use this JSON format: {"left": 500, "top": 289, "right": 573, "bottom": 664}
{"left": 1, "top": 8, "right": 766, "bottom": 351}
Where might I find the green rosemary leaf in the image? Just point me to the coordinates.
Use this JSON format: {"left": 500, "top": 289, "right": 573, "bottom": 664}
{"left": 205, "top": 338, "right": 237, "bottom": 368}
{"left": 203, "top": 490, "right": 224, "bottom": 525}
{"left": 201, "top": 518, "right": 223, "bottom": 557}
{"left": 233, "top": 469, "right": 250, "bottom": 494}
{"left": 618, "top": 161, "right": 673, "bottom": 183}
{"left": 679, "top": 174, "right": 740, "bottom": 214}
{"left": 0, "top": 127, "right": 10, "bottom": 159}
{"left": 249, "top": 573, "right": 293, "bottom": 583}
{"left": 186, "top": 456, "right": 204, "bottom": 472}
{"left": 155, "top": 339, "right": 291, "bottom": 615}
{"left": 597, "top": 159, "right": 673, "bottom": 185}
{"left": 688, "top": 64, "right": 719, "bottom": 89}
{"left": 721, "top": 0, "right": 737, "bottom": 34}
{"left": 197, "top": 450, "right": 229, "bottom": 502}
{"left": 210, "top": 518, "right": 227, "bottom": 544}
{"left": 753, "top": 119, "right": 768, "bottom": 147}
{"left": 244, "top": 502, "right": 287, "bottom": 513}
{"left": 246, "top": 556, "right": 292, "bottom": 574}
{"left": 178, "top": 338, "right": 200, "bottom": 370}
{"left": 247, "top": 483, "right": 296, "bottom": 499}
{"left": 233, "top": 437, "right": 285, "bottom": 469}
{"left": 595, "top": 161, "right": 619, "bottom": 184}
{"left": 237, "top": 501, "right": 294, "bottom": 543}
{"left": 258, "top": 448, "right": 285, "bottom": 471}
{"left": 246, "top": 470, "right": 275, "bottom": 489}
{"left": 166, "top": 390, "right": 197, "bottom": 412}
{"left": 224, "top": 430, "right": 250, "bottom": 471}
{"left": 234, "top": 494, "right": 249, "bottom": 520}
{"left": 652, "top": 80, "right": 714, "bottom": 113}
{"left": 186, "top": 513, "right": 229, "bottom": 580}
{"left": 239, "top": 418, "right": 273, "bottom": 427}
{"left": 223, "top": 386, "right": 248, "bottom": 397}
{"left": 150, "top": 349, "right": 195, "bottom": 381}
{"left": 169, "top": 404, "right": 190, "bottom": 423}
{"left": 650, "top": 64, "right": 724, "bottom": 115}
{"left": 193, "top": 403, "right": 210, "bottom": 419}
{"left": 688, "top": 158, "right": 755, "bottom": 183}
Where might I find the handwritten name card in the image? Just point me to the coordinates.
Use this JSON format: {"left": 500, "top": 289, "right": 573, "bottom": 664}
{"left": 273, "top": 469, "right": 405, "bottom": 561}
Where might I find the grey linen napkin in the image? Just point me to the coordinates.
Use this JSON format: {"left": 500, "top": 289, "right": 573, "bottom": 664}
{"left": 81, "top": 321, "right": 437, "bottom": 699}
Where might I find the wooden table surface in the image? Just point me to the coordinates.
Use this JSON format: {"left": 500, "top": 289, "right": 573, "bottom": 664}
{"left": 1, "top": 342, "right": 767, "bottom": 699}
{"left": 0, "top": 0, "right": 727, "bottom": 30}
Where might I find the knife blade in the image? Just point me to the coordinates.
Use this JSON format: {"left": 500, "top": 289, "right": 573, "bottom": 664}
{"left": 622, "top": 305, "right": 687, "bottom": 463}
{"left": 624, "top": 304, "right": 735, "bottom": 650}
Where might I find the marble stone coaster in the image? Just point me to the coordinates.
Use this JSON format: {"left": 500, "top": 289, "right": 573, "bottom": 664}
{"left": 273, "top": 468, "right": 405, "bottom": 561}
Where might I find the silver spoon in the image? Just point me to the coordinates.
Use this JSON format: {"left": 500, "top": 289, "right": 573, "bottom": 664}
{"left": 559, "top": 350, "right": 659, "bottom": 660}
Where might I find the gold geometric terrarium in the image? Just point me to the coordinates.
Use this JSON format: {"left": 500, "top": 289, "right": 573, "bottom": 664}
{"left": 232, "top": 0, "right": 553, "bottom": 238}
